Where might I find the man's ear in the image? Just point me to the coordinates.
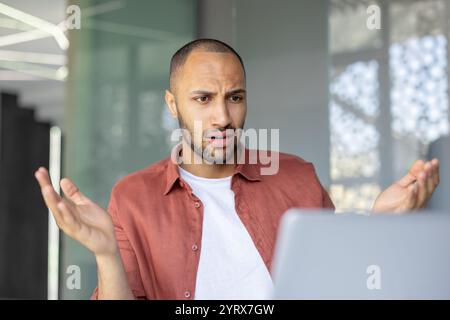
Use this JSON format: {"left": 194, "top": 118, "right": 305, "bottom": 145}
{"left": 165, "top": 89, "right": 178, "bottom": 119}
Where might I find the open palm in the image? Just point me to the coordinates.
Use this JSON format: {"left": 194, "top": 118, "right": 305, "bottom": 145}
{"left": 35, "top": 167, "right": 117, "bottom": 256}
{"left": 372, "top": 159, "right": 440, "bottom": 213}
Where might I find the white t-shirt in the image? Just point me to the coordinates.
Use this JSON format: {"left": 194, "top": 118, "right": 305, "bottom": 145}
{"left": 178, "top": 166, "right": 274, "bottom": 300}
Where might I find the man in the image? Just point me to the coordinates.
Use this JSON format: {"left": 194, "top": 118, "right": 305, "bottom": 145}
{"left": 34, "top": 39, "right": 440, "bottom": 300}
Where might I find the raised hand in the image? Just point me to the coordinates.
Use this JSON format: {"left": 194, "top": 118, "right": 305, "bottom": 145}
{"left": 372, "top": 159, "right": 440, "bottom": 213}
{"left": 34, "top": 167, "right": 117, "bottom": 256}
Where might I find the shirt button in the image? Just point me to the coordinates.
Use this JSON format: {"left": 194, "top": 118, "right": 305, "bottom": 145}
{"left": 192, "top": 244, "right": 198, "bottom": 251}
{"left": 184, "top": 291, "right": 191, "bottom": 298}
{"left": 194, "top": 201, "right": 201, "bottom": 208}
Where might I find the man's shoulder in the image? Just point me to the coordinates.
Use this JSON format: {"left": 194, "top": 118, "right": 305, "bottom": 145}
{"left": 250, "top": 149, "right": 315, "bottom": 172}
{"left": 250, "top": 149, "right": 330, "bottom": 206}
{"left": 111, "top": 156, "right": 171, "bottom": 196}
{"left": 277, "top": 151, "right": 316, "bottom": 178}
{"left": 277, "top": 150, "right": 313, "bottom": 166}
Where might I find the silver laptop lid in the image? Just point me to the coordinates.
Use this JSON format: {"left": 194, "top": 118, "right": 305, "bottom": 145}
{"left": 271, "top": 209, "right": 450, "bottom": 299}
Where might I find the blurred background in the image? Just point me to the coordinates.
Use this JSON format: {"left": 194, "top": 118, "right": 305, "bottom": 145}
{"left": 0, "top": 0, "right": 448, "bottom": 299}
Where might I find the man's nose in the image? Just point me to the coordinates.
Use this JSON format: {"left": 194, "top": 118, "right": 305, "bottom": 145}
{"left": 211, "top": 100, "right": 232, "bottom": 128}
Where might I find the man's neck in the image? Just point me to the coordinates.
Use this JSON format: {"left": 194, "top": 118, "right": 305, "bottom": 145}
{"left": 180, "top": 162, "right": 236, "bottom": 179}
{"left": 178, "top": 143, "right": 237, "bottom": 179}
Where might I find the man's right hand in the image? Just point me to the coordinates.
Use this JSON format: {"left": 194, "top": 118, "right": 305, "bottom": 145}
{"left": 35, "top": 167, "right": 136, "bottom": 299}
{"left": 34, "top": 167, "right": 117, "bottom": 257}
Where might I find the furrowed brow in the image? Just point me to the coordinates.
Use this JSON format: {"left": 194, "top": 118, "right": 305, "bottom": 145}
{"left": 190, "top": 90, "right": 216, "bottom": 95}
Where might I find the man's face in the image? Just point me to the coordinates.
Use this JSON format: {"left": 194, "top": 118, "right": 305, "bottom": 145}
{"left": 167, "top": 51, "right": 247, "bottom": 164}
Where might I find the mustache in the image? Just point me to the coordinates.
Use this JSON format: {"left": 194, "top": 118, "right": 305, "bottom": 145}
{"left": 203, "top": 127, "right": 237, "bottom": 139}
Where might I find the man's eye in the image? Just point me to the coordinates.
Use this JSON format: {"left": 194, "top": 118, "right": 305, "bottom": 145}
{"left": 229, "top": 95, "right": 243, "bottom": 102}
{"left": 195, "top": 96, "right": 209, "bottom": 103}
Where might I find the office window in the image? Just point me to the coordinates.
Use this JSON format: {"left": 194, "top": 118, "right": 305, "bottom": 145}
{"left": 329, "top": 0, "right": 450, "bottom": 212}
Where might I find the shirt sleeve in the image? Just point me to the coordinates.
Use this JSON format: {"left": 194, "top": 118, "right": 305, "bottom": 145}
{"left": 320, "top": 184, "right": 336, "bottom": 210}
{"left": 307, "top": 161, "right": 336, "bottom": 211}
{"left": 90, "top": 188, "right": 147, "bottom": 300}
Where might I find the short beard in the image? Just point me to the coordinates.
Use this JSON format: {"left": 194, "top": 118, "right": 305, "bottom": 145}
{"left": 177, "top": 113, "right": 240, "bottom": 165}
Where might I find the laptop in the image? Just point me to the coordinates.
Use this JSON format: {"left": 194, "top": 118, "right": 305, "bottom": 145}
{"left": 271, "top": 209, "right": 450, "bottom": 299}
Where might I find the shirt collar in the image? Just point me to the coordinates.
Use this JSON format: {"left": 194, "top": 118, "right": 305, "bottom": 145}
{"left": 163, "top": 143, "right": 261, "bottom": 195}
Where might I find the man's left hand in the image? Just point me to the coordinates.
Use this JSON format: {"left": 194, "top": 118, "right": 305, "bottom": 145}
{"left": 372, "top": 159, "right": 440, "bottom": 213}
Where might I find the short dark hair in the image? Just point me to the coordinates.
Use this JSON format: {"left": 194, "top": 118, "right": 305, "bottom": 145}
{"left": 169, "top": 38, "right": 246, "bottom": 91}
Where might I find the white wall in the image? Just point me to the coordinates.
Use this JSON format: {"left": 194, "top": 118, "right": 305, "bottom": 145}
{"left": 198, "top": 0, "right": 331, "bottom": 186}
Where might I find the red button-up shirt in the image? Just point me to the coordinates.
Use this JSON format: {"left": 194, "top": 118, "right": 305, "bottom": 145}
{"left": 91, "top": 148, "right": 334, "bottom": 300}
